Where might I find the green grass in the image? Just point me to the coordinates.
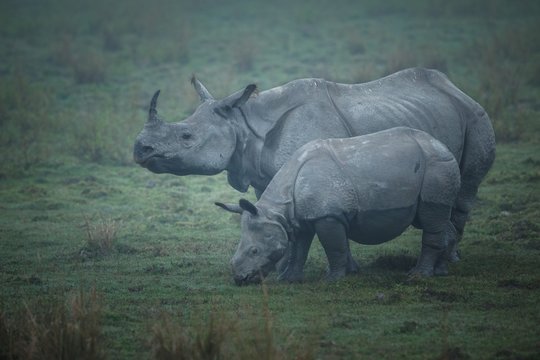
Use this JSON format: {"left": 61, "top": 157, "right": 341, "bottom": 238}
{"left": 1, "top": 146, "right": 538, "bottom": 358}
{"left": 1, "top": 0, "right": 540, "bottom": 358}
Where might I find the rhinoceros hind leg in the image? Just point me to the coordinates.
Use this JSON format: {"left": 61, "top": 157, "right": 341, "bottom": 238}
{"left": 451, "top": 111, "right": 496, "bottom": 261}
{"left": 315, "top": 217, "right": 349, "bottom": 281}
{"left": 449, "top": 208, "right": 469, "bottom": 262}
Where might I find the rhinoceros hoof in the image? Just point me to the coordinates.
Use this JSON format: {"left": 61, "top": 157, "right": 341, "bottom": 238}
{"left": 434, "top": 261, "right": 449, "bottom": 276}
{"left": 407, "top": 266, "right": 434, "bottom": 278}
{"left": 326, "top": 269, "right": 347, "bottom": 282}
{"left": 346, "top": 258, "right": 360, "bottom": 274}
{"left": 449, "top": 250, "right": 461, "bottom": 263}
{"left": 277, "top": 270, "right": 304, "bottom": 283}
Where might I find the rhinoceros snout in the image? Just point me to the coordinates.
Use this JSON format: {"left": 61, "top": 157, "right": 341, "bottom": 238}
{"left": 234, "top": 274, "right": 249, "bottom": 286}
{"left": 233, "top": 273, "right": 262, "bottom": 286}
{"left": 133, "top": 142, "right": 156, "bottom": 164}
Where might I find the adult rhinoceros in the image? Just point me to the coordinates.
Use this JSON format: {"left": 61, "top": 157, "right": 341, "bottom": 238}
{"left": 133, "top": 67, "right": 495, "bottom": 274}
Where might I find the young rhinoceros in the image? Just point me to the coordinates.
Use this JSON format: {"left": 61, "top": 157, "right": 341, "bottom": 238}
{"left": 216, "top": 127, "right": 461, "bottom": 285}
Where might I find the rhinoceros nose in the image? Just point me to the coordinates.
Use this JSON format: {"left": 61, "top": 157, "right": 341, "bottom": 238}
{"left": 133, "top": 142, "right": 155, "bottom": 163}
{"left": 234, "top": 274, "right": 248, "bottom": 286}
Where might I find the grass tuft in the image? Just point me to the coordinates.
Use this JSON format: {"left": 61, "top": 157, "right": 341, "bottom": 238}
{"left": 150, "top": 312, "right": 231, "bottom": 360}
{"left": 0, "top": 288, "right": 105, "bottom": 360}
{"left": 82, "top": 215, "right": 121, "bottom": 257}
{"left": 150, "top": 283, "right": 314, "bottom": 360}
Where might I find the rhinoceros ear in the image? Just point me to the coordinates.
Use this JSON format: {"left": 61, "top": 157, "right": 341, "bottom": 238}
{"left": 191, "top": 74, "right": 214, "bottom": 102}
{"left": 239, "top": 199, "right": 258, "bottom": 216}
{"left": 214, "top": 202, "right": 243, "bottom": 214}
{"left": 231, "top": 84, "right": 257, "bottom": 108}
{"left": 214, "top": 84, "right": 257, "bottom": 118}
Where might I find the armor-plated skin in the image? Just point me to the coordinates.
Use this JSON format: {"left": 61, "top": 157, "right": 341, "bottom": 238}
{"left": 218, "top": 127, "right": 461, "bottom": 285}
{"left": 134, "top": 68, "right": 495, "bottom": 274}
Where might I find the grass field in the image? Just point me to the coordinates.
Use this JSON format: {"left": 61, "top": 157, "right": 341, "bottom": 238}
{"left": 1, "top": 0, "right": 539, "bottom": 359}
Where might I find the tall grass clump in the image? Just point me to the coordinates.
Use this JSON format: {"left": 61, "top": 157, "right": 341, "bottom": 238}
{"left": 81, "top": 215, "right": 121, "bottom": 257}
{"left": 150, "top": 312, "right": 232, "bottom": 360}
{"left": 150, "top": 284, "right": 314, "bottom": 360}
{"left": 0, "top": 288, "right": 105, "bottom": 360}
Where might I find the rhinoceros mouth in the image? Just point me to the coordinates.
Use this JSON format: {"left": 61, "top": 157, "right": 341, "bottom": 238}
{"left": 138, "top": 155, "right": 164, "bottom": 168}
{"left": 233, "top": 263, "right": 275, "bottom": 286}
{"left": 139, "top": 155, "right": 180, "bottom": 174}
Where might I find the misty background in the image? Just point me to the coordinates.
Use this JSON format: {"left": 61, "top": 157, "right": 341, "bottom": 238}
{"left": 1, "top": 0, "right": 539, "bottom": 176}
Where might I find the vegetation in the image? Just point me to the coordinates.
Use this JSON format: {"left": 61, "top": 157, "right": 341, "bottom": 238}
{"left": 0, "top": 0, "right": 539, "bottom": 358}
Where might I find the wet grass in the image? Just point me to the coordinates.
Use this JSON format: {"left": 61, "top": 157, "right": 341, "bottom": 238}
{"left": 1, "top": 0, "right": 540, "bottom": 358}
{"left": 1, "top": 143, "right": 539, "bottom": 359}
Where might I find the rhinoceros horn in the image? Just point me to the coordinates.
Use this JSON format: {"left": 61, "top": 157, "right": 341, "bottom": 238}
{"left": 191, "top": 74, "right": 214, "bottom": 102}
{"left": 148, "top": 90, "right": 161, "bottom": 124}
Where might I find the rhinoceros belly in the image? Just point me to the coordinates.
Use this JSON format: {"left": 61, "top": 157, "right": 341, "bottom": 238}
{"left": 348, "top": 205, "right": 417, "bottom": 245}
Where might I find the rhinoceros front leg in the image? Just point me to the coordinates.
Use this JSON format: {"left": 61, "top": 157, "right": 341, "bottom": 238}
{"left": 410, "top": 230, "right": 447, "bottom": 277}
{"left": 410, "top": 202, "right": 453, "bottom": 277}
{"left": 315, "top": 217, "right": 350, "bottom": 281}
{"left": 278, "top": 229, "right": 314, "bottom": 283}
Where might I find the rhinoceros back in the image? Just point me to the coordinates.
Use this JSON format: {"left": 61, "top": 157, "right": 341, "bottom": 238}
{"left": 325, "top": 68, "right": 466, "bottom": 158}
{"left": 292, "top": 128, "right": 426, "bottom": 220}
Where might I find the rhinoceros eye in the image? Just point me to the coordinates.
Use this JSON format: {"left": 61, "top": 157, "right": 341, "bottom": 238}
{"left": 251, "top": 247, "right": 259, "bottom": 255}
{"left": 181, "top": 132, "right": 192, "bottom": 140}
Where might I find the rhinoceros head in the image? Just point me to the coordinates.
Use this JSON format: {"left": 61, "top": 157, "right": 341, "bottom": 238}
{"left": 216, "top": 199, "right": 288, "bottom": 286}
{"left": 133, "top": 77, "right": 257, "bottom": 176}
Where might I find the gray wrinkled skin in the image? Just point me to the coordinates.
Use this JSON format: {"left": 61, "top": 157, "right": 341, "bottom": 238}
{"left": 134, "top": 68, "right": 495, "bottom": 266}
{"left": 218, "top": 127, "right": 461, "bottom": 285}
